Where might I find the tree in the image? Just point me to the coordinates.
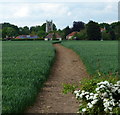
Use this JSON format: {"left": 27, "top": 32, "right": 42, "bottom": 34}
{"left": 53, "top": 32, "right": 56, "bottom": 40}
{"left": 73, "top": 29, "right": 88, "bottom": 40}
{"left": 72, "top": 21, "right": 85, "bottom": 32}
{"left": 37, "top": 30, "right": 46, "bottom": 38}
{"left": 109, "top": 30, "right": 116, "bottom": 40}
{"left": 101, "top": 31, "right": 110, "bottom": 40}
{"left": 30, "top": 26, "right": 36, "bottom": 33}
{"left": 87, "top": 21, "right": 101, "bottom": 40}
{"left": 99, "top": 23, "right": 110, "bottom": 33}
{"left": 62, "top": 26, "right": 71, "bottom": 39}
{"left": 2, "top": 27, "right": 16, "bottom": 38}
{"left": 2, "top": 23, "right": 19, "bottom": 38}
{"left": 18, "top": 26, "right": 30, "bottom": 35}
{"left": 22, "top": 26, "right": 30, "bottom": 35}
{"left": 53, "top": 24, "right": 57, "bottom": 31}
{"left": 111, "top": 22, "right": 120, "bottom": 40}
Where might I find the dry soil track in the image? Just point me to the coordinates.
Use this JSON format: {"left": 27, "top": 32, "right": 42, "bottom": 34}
{"left": 26, "top": 44, "right": 89, "bottom": 113}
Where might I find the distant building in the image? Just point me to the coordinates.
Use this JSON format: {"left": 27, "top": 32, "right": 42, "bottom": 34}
{"left": 45, "top": 33, "right": 62, "bottom": 41}
{"left": 100, "top": 27, "right": 106, "bottom": 41}
{"left": 45, "top": 33, "right": 53, "bottom": 40}
{"left": 66, "top": 32, "right": 77, "bottom": 40}
{"left": 46, "top": 20, "right": 53, "bottom": 33}
{"left": 100, "top": 27, "right": 106, "bottom": 32}
{"left": 15, "top": 35, "right": 39, "bottom": 39}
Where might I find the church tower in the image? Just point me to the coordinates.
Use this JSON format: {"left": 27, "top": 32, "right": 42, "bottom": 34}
{"left": 46, "top": 20, "right": 53, "bottom": 33}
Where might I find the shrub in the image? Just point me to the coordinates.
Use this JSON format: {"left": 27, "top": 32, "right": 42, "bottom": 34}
{"left": 74, "top": 80, "right": 120, "bottom": 114}
{"left": 63, "top": 75, "right": 119, "bottom": 114}
{"left": 73, "top": 29, "right": 88, "bottom": 40}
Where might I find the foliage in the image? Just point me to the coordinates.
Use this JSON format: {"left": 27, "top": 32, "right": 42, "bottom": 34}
{"left": 74, "top": 79, "right": 120, "bottom": 114}
{"left": 63, "top": 75, "right": 119, "bottom": 114}
{"left": 37, "top": 30, "right": 46, "bottom": 38}
{"left": 62, "top": 21, "right": 85, "bottom": 39}
{"left": 87, "top": 21, "right": 101, "bottom": 40}
{"left": 52, "top": 32, "right": 56, "bottom": 40}
{"left": 2, "top": 41, "right": 55, "bottom": 113}
{"left": 71, "top": 21, "right": 85, "bottom": 32}
{"left": 62, "top": 26, "right": 71, "bottom": 39}
{"left": 62, "top": 84, "right": 78, "bottom": 94}
{"left": 1, "top": 22, "right": 57, "bottom": 39}
{"left": 73, "top": 29, "right": 88, "bottom": 40}
{"left": 109, "top": 30, "right": 116, "bottom": 40}
{"left": 99, "top": 23, "right": 110, "bottom": 33}
{"left": 62, "top": 41, "right": 118, "bottom": 75}
{"left": 101, "top": 32, "right": 110, "bottom": 40}
{"left": 21, "top": 26, "right": 30, "bottom": 35}
{"left": 2, "top": 27, "right": 16, "bottom": 38}
{"left": 1, "top": 21, "right": 120, "bottom": 40}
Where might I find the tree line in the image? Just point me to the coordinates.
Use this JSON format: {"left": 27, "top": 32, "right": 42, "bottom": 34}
{"left": 1, "top": 22, "right": 57, "bottom": 39}
{"left": 62, "top": 21, "right": 120, "bottom": 40}
{"left": 1, "top": 20, "right": 120, "bottom": 40}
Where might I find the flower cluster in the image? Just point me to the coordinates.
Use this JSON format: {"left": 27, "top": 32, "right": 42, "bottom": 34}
{"left": 74, "top": 80, "right": 120, "bottom": 114}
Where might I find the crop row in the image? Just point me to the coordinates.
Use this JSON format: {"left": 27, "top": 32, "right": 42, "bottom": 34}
{"left": 62, "top": 41, "right": 118, "bottom": 76}
{"left": 2, "top": 41, "right": 55, "bottom": 113}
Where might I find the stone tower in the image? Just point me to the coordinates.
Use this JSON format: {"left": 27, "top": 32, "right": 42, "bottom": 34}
{"left": 46, "top": 20, "right": 53, "bottom": 33}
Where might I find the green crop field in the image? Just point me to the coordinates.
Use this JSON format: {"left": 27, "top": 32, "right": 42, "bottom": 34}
{"left": 2, "top": 41, "right": 55, "bottom": 113}
{"left": 62, "top": 41, "right": 118, "bottom": 76}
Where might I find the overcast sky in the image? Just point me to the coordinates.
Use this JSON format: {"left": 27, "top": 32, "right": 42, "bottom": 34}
{"left": 0, "top": 0, "right": 119, "bottom": 29}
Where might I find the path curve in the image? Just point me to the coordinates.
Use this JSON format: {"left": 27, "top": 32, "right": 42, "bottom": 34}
{"left": 25, "top": 44, "right": 89, "bottom": 113}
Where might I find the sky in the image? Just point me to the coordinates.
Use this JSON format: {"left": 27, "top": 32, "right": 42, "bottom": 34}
{"left": 0, "top": 0, "right": 119, "bottom": 29}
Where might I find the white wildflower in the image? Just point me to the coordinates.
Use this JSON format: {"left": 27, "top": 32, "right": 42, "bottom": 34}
{"left": 82, "top": 108, "right": 87, "bottom": 112}
{"left": 76, "top": 93, "right": 80, "bottom": 98}
{"left": 90, "top": 93, "right": 94, "bottom": 95}
{"left": 103, "top": 101, "right": 110, "bottom": 108}
{"left": 99, "top": 85, "right": 106, "bottom": 89}
{"left": 85, "top": 92, "right": 89, "bottom": 95}
{"left": 111, "top": 88, "right": 116, "bottom": 93}
{"left": 87, "top": 103, "right": 93, "bottom": 108}
{"left": 117, "top": 81, "right": 120, "bottom": 85}
{"left": 82, "top": 90, "right": 85, "bottom": 93}
{"left": 74, "top": 90, "right": 80, "bottom": 94}
{"left": 79, "top": 93, "right": 83, "bottom": 98}
{"left": 93, "top": 94, "right": 98, "bottom": 100}
{"left": 118, "top": 89, "right": 120, "bottom": 94}
{"left": 118, "top": 104, "right": 120, "bottom": 107}
{"left": 95, "top": 87, "right": 100, "bottom": 91}
{"left": 102, "top": 92, "right": 109, "bottom": 98}
{"left": 108, "top": 107, "right": 113, "bottom": 111}
{"left": 104, "top": 108, "right": 108, "bottom": 112}
{"left": 91, "top": 99, "right": 98, "bottom": 105}
{"left": 89, "top": 95, "right": 94, "bottom": 100}
{"left": 85, "top": 95, "right": 89, "bottom": 100}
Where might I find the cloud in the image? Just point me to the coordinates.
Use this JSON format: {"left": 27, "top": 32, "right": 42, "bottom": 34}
{"left": 13, "top": 6, "right": 29, "bottom": 17}
{"left": 0, "top": 2, "right": 118, "bottom": 29}
{"left": 0, "top": 0, "right": 119, "bottom": 2}
{"left": 29, "top": 3, "right": 70, "bottom": 18}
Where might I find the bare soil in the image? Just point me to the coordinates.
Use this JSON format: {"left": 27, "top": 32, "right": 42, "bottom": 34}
{"left": 25, "top": 44, "right": 89, "bottom": 113}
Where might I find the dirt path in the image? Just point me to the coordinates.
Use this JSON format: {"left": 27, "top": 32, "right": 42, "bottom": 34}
{"left": 26, "top": 44, "right": 89, "bottom": 113}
